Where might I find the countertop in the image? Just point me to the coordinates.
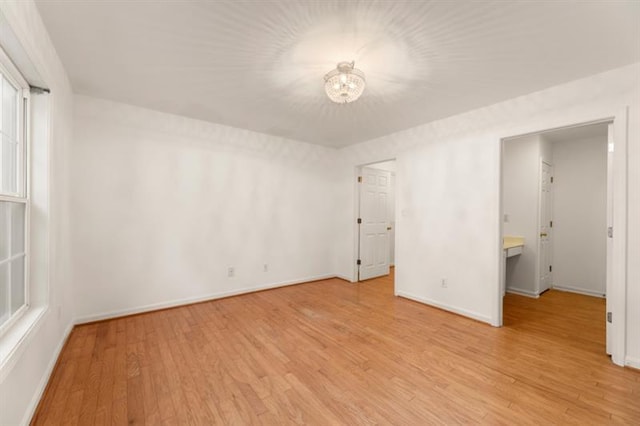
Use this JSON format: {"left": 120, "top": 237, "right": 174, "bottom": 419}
{"left": 504, "top": 236, "right": 525, "bottom": 250}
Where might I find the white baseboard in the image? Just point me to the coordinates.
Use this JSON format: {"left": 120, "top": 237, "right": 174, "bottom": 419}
{"left": 335, "top": 274, "right": 355, "bottom": 283}
{"left": 20, "top": 321, "right": 73, "bottom": 426}
{"left": 395, "top": 291, "right": 492, "bottom": 325}
{"left": 553, "top": 285, "right": 606, "bottom": 298}
{"left": 625, "top": 356, "right": 640, "bottom": 370}
{"left": 506, "top": 287, "right": 539, "bottom": 298}
{"left": 75, "top": 274, "right": 337, "bottom": 324}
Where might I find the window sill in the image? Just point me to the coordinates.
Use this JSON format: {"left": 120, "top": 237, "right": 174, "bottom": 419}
{"left": 0, "top": 304, "right": 47, "bottom": 382}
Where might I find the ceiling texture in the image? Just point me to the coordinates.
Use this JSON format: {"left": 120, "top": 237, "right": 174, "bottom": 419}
{"left": 35, "top": 0, "right": 640, "bottom": 147}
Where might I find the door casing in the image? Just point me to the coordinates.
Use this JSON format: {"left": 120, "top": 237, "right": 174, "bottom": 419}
{"left": 357, "top": 166, "right": 391, "bottom": 281}
{"left": 498, "top": 111, "right": 628, "bottom": 368}
{"left": 352, "top": 160, "right": 397, "bottom": 284}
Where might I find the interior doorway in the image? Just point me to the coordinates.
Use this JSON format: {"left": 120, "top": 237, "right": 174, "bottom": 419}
{"left": 356, "top": 160, "right": 396, "bottom": 282}
{"left": 500, "top": 121, "right": 612, "bottom": 354}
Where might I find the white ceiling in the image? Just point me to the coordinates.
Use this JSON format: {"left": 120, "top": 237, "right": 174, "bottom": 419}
{"left": 35, "top": 1, "right": 640, "bottom": 147}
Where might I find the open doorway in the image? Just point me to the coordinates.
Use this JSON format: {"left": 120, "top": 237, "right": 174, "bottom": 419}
{"left": 356, "top": 160, "right": 396, "bottom": 282}
{"left": 500, "top": 121, "right": 612, "bottom": 354}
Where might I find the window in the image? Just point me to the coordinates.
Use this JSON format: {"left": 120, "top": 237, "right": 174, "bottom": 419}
{"left": 0, "top": 50, "right": 29, "bottom": 333}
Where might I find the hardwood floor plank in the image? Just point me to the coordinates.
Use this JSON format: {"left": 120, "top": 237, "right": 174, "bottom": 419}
{"left": 32, "top": 273, "right": 640, "bottom": 424}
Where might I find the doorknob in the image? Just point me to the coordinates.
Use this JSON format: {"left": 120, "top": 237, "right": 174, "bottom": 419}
{"left": 540, "top": 232, "right": 547, "bottom": 237}
{"left": 387, "top": 226, "right": 392, "bottom": 230}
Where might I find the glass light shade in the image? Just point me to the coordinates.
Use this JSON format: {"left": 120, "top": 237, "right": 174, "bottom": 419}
{"left": 324, "top": 62, "right": 366, "bottom": 104}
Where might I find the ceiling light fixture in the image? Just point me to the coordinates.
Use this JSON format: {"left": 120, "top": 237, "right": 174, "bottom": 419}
{"left": 323, "top": 61, "right": 366, "bottom": 104}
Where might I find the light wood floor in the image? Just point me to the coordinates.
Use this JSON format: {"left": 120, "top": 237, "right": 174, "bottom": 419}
{"left": 33, "top": 272, "right": 640, "bottom": 425}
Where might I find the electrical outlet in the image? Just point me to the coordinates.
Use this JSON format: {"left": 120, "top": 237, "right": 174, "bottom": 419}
{"left": 441, "top": 278, "right": 447, "bottom": 288}
{"left": 263, "top": 263, "right": 268, "bottom": 272}
{"left": 228, "top": 267, "right": 235, "bottom": 278}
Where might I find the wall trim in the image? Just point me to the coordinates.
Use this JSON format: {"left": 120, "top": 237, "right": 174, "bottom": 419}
{"left": 75, "top": 274, "right": 337, "bottom": 324}
{"left": 506, "top": 287, "right": 540, "bottom": 298}
{"left": 19, "top": 321, "right": 73, "bottom": 426}
{"left": 396, "top": 291, "right": 492, "bottom": 325}
{"left": 553, "top": 285, "right": 606, "bottom": 298}
{"left": 625, "top": 356, "right": 640, "bottom": 370}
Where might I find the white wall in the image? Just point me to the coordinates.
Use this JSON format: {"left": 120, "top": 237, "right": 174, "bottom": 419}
{"left": 0, "top": 1, "right": 75, "bottom": 425}
{"left": 626, "top": 78, "right": 640, "bottom": 369}
{"left": 2, "top": 5, "right": 640, "bottom": 423}
{"left": 71, "top": 95, "right": 338, "bottom": 321}
{"left": 540, "top": 135, "right": 554, "bottom": 165}
{"left": 502, "top": 134, "right": 541, "bottom": 296}
{"left": 552, "top": 135, "right": 607, "bottom": 296}
{"left": 334, "top": 63, "right": 640, "bottom": 367}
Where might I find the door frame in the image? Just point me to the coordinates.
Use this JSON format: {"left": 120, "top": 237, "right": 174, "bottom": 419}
{"left": 353, "top": 159, "right": 397, "bottom": 283}
{"left": 497, "top": 111, "right": 627, "bottom": 367}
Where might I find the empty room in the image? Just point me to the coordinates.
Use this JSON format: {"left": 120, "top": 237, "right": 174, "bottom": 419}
{"left": 1, "top": 1, "right": 639, "bottom": 424}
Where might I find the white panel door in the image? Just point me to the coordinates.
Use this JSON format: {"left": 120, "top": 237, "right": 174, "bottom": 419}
{"left": 359, "top": 167, "right": 391, "bottom": 280}
{"left": 539, "top": 161, "right": 553, "bottom": 293}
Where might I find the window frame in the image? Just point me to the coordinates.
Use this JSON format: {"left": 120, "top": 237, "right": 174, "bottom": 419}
{"left": 0, "top": 45, "right": 31, "bottom": 336}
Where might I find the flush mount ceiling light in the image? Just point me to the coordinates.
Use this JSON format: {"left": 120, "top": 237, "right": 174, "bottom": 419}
{"left": 323, "top": 61, "right": 366, "bottom": 104}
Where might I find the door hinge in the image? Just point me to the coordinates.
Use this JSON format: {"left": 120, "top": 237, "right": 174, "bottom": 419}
{"left": 549, "top": 265, "right": 552, "bottom": 272}
{"left": 550, "top": 176, "right": 554, "bottom": 183}
{"left": 357, "top": 259, "right": 361, "bottom": 265}
{"left": 550, "top": 220, "right": 553, "bottom": 228}
{"left": 608, "top": 226, "right": 613, "bottom": 238}
{"left": 357, "top": 218, "right": 362, "bottom": 224}
{"left": 607, "top": 312, "right": 612, "bottom": 323}
{"left": 357, "top": 176, "right": 362, "bottom": 183}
